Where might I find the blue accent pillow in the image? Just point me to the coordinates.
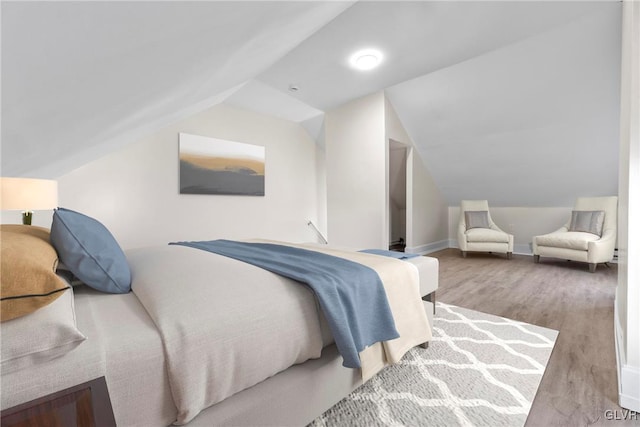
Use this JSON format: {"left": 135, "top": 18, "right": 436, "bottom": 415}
{"left": 50, "top": 208, "right": 131, "bottom": 293}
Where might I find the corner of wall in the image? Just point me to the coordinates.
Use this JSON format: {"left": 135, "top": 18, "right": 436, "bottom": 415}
{"left": 325, "top": 91, "right": 387, "bottom": 248}
{"left": 614, "top": 0, "right": 640, "bottom": 412}
{"left": 383, "top": 95, "right": 449, "bottom": 250}
{"left": 615, "top": 292, "right": 640, "bottom": 412}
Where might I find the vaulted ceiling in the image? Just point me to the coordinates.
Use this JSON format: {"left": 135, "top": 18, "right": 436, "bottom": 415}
{"left": 1, "top": 1, "right": 622, "bottom": 207}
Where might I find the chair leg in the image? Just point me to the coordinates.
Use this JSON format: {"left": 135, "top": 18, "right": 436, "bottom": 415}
{"left": 589, "top": 263, "right": 597, "bottom": 273}
{"left": 534, "top": 255, "right": 540, "bottom": 263}
{"left": 507, "top": 252, "right": 512, "bottom": 260}
{"left": 461, "top": 251, "right": 467, "bottom": 258}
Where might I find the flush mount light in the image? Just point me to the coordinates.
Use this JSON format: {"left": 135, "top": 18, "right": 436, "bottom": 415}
{"left": 349, "top": 49, "right": 383, "bottom": 71}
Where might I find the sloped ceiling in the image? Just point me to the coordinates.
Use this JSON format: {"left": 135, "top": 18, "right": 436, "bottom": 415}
{"left": 1, "top": 1, "right": 622, "bottom": 207}
{"left": 1, "top": 1, "right": 353, "bottom": 177}
{"left": 386, "top": 4, "right": 622, "bottom": 206}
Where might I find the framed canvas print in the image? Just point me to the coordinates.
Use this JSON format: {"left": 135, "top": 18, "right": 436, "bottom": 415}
{"left": 179, "top": 133, "right": 265, "bottom": 196}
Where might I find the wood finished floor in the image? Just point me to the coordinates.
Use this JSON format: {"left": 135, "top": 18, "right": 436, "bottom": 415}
{"left": 428, "top": 249, "right": 638, "bottom": 427}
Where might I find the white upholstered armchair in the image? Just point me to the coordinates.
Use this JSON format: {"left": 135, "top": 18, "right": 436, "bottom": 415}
{"left": 533, "top": 196, "right": 617, "bottom": 273}
{"left": 458, "top": 200, "right": 514, "bottom": 259}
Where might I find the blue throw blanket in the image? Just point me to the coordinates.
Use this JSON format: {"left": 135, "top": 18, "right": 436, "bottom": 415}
{"left": 359, "top": 249, "right": 419, "bottom": 260}
{"left": 169, "top": 240, "right": 399, "bottom": 369}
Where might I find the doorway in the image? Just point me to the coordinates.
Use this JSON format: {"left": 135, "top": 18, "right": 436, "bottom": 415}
{"left": 388, "top": 139, "right": 408, "bottom": 252}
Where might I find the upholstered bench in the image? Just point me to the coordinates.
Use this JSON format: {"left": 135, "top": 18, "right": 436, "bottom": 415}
{"left": 405, "top": 255, "right": 438, "bottom": 337}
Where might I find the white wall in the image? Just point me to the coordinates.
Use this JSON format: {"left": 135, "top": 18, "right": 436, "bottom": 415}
{"left": 48, "top": 104, "right": 322, "bottom": 249}
{"left": 408, "top": 150, "right": 449, "bottom": 254}
{"left": 313, "top": 124, "right": 328, "bottom": 241}
{"left": 615, "top": 0, "right": 640, "bottom": 412}
{"left": 314, "top": 144, "right": 328, "bottom": 242}
{"left": 0, "top": 210, "right": 54, "bottom": 228}
{"left": 324, "top": 92, "right": 449, "bottom": 252}
{"left": 448, "top": 206, "right": 571, "bottom": 254}
{"left": 385, "top": 98, "right": 449, "bottom": 254}
{"left": 325, "top": 92, "right": 387, "bottom": 248}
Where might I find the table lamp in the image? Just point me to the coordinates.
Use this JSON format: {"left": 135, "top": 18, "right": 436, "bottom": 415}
{"left": 0, "top": 177, "right": 58, "bottom": 225}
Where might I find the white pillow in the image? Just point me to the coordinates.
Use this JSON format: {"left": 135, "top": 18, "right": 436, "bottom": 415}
{"left": 1, "top": 287, "right": 86, "bottom": 374}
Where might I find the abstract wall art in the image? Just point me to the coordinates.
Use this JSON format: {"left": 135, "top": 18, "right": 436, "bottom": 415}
{"left": 179, "top": 133, "right": 265, "bottom": 196}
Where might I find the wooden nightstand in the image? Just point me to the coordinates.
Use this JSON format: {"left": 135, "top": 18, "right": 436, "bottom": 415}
{"left": 1, "top": 377, "right": 116, "bottom": 427}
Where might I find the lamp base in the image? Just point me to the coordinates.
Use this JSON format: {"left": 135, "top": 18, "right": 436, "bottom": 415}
{"left": 22, "top": 211, "right": 33, "bottom": 225}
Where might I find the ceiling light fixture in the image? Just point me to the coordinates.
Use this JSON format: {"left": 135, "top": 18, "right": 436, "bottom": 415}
{"left": 349, "top": 49, "right": 383, "bottom": 71}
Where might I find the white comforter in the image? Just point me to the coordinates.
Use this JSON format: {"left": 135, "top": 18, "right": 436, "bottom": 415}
{"left": 128, "top": 243, "right": 430, "bottom": 425}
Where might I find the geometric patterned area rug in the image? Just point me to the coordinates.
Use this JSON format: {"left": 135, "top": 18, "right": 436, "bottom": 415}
{"left": 310, "top": 302, "right": 558, "bottom": 427}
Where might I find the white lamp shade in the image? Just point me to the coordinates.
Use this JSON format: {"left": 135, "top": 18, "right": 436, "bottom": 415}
{"left": 0, "top": 177, "right": 58, "bottom": 211}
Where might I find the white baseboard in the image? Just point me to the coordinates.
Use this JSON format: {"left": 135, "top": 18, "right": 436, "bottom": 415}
{"left": 447, "top": 240, "right": 533, "bottom": 256}
{"left": 406, "top": 240, "right": 449, "bottom": 255}
{"left": 430, "top": 241, "right": 618, "bottom": 265}
{"left": 615, "top": 299, "right": 640, "bottom": 412}
{"left": 514, "top": 243, "right": 533, "bottom": 256}
{"left": 620, "top": 366, "right": 640, "bottom": 412}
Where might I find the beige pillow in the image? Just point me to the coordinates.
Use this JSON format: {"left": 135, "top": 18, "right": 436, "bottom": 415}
{"left": 1, "top": 225, "right": 68, "bottom": 321}
{"left": 1, "top": 287, "right": 86, "bottom": 374}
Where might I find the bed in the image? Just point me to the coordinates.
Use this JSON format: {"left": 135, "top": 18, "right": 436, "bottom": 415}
{"left": 1, "top": 212, "right": 438, "bottom": 426}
